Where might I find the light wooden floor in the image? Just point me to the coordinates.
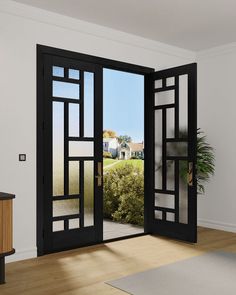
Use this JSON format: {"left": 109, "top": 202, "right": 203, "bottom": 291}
{"left": 1, "top": 227, "right": 236, "bottom": 295}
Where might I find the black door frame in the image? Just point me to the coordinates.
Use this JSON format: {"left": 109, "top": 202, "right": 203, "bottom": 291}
{"left": 37, "top": 44, "right": 154, "bottom": 255}
{"left": 149, "top": 64, "right": 198, "bottom": 243}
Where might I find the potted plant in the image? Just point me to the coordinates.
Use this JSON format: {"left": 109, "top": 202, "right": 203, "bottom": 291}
{"left": 156, "top": 128, "right": 215, "bottom": 194}
{"left": 178, "top": 128, "right": 215, "bottom": 194}
{"left": 195, "top": 128, "right": 215, "bottom": 194}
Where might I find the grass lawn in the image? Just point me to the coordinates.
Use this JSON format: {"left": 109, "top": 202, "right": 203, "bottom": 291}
{"left": 103, "top": 158, "right": 118, "bottom": 167}
{"left": 103, "top": 158, "right": 144, "bottom": 170}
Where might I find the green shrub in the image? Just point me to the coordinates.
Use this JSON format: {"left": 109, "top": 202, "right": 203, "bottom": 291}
{"left": 103, "top": 151, "right": 112, "bottom": 158}
{"left": 112, "top": 192, "right": 144, "bottom": 226}
{"left": 103, "top": 164, "right": 144, "bottom": 225}
{"left": 103, "top": 169, "right": 121, "bottom": 218}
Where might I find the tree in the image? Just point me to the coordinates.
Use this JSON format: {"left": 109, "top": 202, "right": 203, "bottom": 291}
{"left": 117, "top": 135, "right": 132, "bottom": 143}
{"left": 103, "top": 130, "right": 117, "bottom": 138}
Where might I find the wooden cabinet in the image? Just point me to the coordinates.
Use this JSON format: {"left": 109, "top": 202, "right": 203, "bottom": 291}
{"left": 0, "top": 192, "right": 15, "bottom": 284}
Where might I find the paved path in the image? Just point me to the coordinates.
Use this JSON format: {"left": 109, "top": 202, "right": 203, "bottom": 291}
{"left": 103, "top": 219, "right": 143, "bottom": 240}
{"left": 103, "top": 160, "right": 120, "bottom": 170}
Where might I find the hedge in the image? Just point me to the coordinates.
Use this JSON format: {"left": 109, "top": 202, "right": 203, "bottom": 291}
{"left": 103, "top": 163, "right": 144, "bottom": 226}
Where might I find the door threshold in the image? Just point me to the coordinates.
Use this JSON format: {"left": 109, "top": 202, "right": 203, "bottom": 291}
{"left": 103, "top": 232, "right": 147, "bottom": 244}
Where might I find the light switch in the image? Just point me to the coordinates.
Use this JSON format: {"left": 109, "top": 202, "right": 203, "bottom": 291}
{"left": 19, "top": 154, "right": 26, "bottom": 161}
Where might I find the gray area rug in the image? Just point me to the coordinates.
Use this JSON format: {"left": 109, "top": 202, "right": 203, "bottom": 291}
{"left": 107, "top": 252, "right": 236, "bottom": 295}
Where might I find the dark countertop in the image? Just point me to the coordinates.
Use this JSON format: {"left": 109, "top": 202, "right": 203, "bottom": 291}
{"left": 0, "top": 192, "right": 15, "bottom": 200}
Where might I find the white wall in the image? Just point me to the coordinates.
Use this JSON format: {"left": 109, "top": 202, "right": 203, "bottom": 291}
{"left": 0, "top": 0, "right": 195, "bottom": 262}
{"left": 197, "top": 44, "right": 236, "bottom": 233}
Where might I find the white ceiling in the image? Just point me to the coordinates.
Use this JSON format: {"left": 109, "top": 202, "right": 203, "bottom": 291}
{"left": 13, "top": 0, "right": 236, "bottom": 51}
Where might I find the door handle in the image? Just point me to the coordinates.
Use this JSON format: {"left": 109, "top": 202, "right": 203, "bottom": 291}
{"left": 95, "top": 162, "right": 102, "bottom": 186}
{"left": 188, "top": 162, "right": 193, "bottom": 186}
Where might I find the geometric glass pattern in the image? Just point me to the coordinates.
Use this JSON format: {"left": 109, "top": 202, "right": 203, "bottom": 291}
{"left": 52, "top": 64, "right": 95, "bottom": 232}
{"left": 154, "top": 75, "right": 189, "bottom": 224}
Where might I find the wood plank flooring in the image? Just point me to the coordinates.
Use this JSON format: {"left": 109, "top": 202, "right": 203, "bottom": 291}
{"left": 1, "top": 227, "right": 236, "bottom": 295}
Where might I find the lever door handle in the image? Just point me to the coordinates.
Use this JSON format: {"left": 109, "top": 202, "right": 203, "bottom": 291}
{"left": 188, "top": 162, "right": 193, "bottom": 186}
{"left": 95, "top": 162, "right": 102, "bottom": 187}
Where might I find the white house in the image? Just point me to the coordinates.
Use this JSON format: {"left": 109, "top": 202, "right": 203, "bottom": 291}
{"left": 118, "top": 142, "right": 144, "bottom": 160}
{"left": 103, "top": 138, "right": 118, "bottom": 158}
{"left": 103, "top": 138, "right": 144, "bottom": 159}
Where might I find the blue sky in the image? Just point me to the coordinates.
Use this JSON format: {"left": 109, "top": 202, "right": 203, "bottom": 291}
{"left": 103, "top": 68, "right": 144, "bottom": 143}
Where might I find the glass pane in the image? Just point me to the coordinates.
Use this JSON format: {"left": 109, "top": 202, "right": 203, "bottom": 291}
{"left": 155, "top": 80, "right": 162, "bottom": 89}
{"left": 179, "top": 75, "right": 188, "bottom": 137}
{"left": 53, "top": 220, "right": 64, "bottom": 232}
{"left": 69, "top": 161, "right": 80, "bottom": 195}
{"left": 166, "top": 212, "right": 175, "bottom": 222}
{"left": 53, "top": 199, "right": 80, "bottom": 217}
{"left": 155, "top": 210, "right": 162, "bottom": 220}
{"left": 167, "top": 160, "right": 175, "bottom": 191}
{"left": 84, "top": 161, "right": 94, "bottom": 226}
{"left": 155, "top": 110, "right": 162, "bottom": 189}
{"left": 53, "top": 66, "right": 64, "bottom": 77}
{"left": 69, "top": 218, "right": 80, "bottom": 229}
{"left": 84, "top": 72, "right": 94, "bottom": 137}
{"left": 155, "top": 194, "right": 175, "bottom": 209}
{"left": 69, "top": 104, "right": 80, "bottom": 137}
{"left": 53, "top": 81, "right": 80, "bottom": 99}
{"left": 69, "top": 69, "right": 80, "bottom": 80}
{"left": 179, "top": 160, "right": 188, "bottom": 224}
{"left": 69, "top": 141, "right": 94, "bottom": 157}
{"left": 166, "top": 108, "right": 175, "bottom": 138}
{"left": 166, "top": 77, "right": 175, "bottom": 86}
{"left": 166, "top": 142, "right": 188, "bottom": 157}
{"left": 53, "top": 102, "right": 64, "bottom": 196}
{"left": 155, "top": 90, "right": 174, "bottom": 106}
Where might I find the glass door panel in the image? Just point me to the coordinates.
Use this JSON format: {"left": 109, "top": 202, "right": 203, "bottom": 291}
{"left": 42, "top": 54, "right": 102, "bottom": 253}
{"left": 148, "top": 63, "right": 197, "bottom": 242}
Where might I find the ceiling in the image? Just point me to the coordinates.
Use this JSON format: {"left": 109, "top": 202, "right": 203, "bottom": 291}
{"left": 13, "top": 0, "right": 236, "bottom": 51}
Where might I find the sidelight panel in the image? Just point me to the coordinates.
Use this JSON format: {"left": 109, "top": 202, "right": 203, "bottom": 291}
{"left": 179, "top": 160, "right": 188, "bottom": 224}
{"left": 179, "top": 75, "right": 188, "bottom": 137}
{"left": 155, "top": 110, "right": 162, "bottom": 189}
{"left": 53, "top": 102, "right": 64, "bottom": 196}
{"left": 84, "top": 161, "right": 94, "bottom": 227}
{"left": 69, "top": 161, "right": 80, "bottom": 195}
{"left": 84, "top": 72, "right": 94, "bottom": 137}
{"left": 69, "top": 104, "right": 80, "bottom": 137}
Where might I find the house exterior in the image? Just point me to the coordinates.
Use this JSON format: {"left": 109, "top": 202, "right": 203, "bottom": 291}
{"left": 118, "top": 142, "right": 144, "bottom": 160}
{"left": 103, "top": 138, "right": 144, "bottom": 160}
{"left": 103, "top": 138, "right": 118, "bottom": 158}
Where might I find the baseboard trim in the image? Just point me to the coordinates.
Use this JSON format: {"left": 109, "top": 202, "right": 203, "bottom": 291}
{"left": 6, "top": 248, "right": 37, "bottom": 263}
{"left": 198, "top": 219, "right": 236, "bottom": 233}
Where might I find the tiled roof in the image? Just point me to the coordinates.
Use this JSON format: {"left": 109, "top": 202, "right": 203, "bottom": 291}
{"left": 128, "top": 142, "right": 144, "bottom": 152}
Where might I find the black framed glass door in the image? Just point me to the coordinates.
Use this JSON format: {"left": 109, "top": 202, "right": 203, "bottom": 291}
{"left": 37, "top": 45, "right": 197, "bottom": 255}
{"left": 40, "top": 54, "right": 103, "bottom": 253}
{"left": 146, "top": 63, "right": 197, "bottom": 242}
